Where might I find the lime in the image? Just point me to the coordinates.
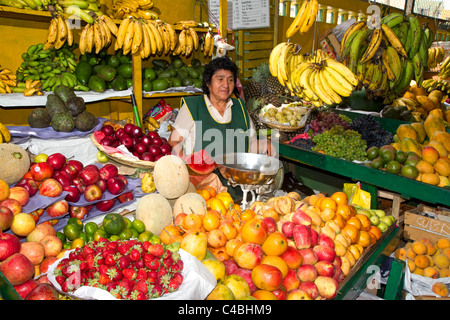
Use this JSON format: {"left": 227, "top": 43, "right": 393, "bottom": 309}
{"left": 86, "top": 233, "right": 95, "bottom": 243}
{"left": 124, "top": 217, "right": 132, "bottom": 229}
{"left": 110, "top": 235, "right": 120, "bottom": 241}
{"left": 63, "top": 224, "right": 80, "bottom": 241}
{"left": 149, "top": 234, "right": 161, "bottom": 244}
{"left": 67, "top": 217, "right": 84, "bottom": 231}
{"left": 366, "top": 146, "right": 380, "bottom": 161}
{"left": 401, "top": 164, "right": 419, "bottom": 179}
{"left": 78, "top": 232, "right": 87, "bottom": 243}
{"left": 394, "top": 150, "right": 407, "bottom": 164}
{"left": 131, "top": 219, "right": 146, "bottom": 234}
{"left": 84, "top": 222, "right": 99, "bottom": 235}
{"left": 63, "top": 242, "right": 72, "bottom": 250}
{"left": 71, "top": 238, "right": 85, "bottom": 249}
{"left": 380, "top": 149, "right": 394, "bottom": 163}
{"left": 130, "top": 228, "right": 139, "bottom": 239}
{"left": 56, "top": 231, "right": 66, "bottom": 244}
{"left": 138, "top": 230, "right": 153, "bottom": 242}
{"left": 103, "top": 213, "right": 126, "bottom": 235}
{"left": 370, "top": 157, "right": 385, "bottom": 169}
{"left": 93, "top": 228, "right": 108, "bottom": 241}
{"left": 385, "top": 160, "right": 401, "bottom": 174}
{"left": 119, "top": 228, "right": 133, "bottom": 240}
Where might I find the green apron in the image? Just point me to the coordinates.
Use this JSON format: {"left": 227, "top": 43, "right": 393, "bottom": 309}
{"left": 181, "top": 95, "right": 251, "bottom": 200}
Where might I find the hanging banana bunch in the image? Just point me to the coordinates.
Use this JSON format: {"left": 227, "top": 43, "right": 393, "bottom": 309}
{"left": 110, "top": 0, "right": 158, "bottom": 20}
{"left": 285, "top": 0, "right": 319, "bottom": 38}
{"left": 79, "top": 15, "right": 118, "bottom": 55}
{"left": 43, "top": 13, "right": 74, "bottom": 50}
{"left": 202, "top": 28, "right": 215, "bottom": 57}
{"left": 172, "top": 26, "right": 199, "bottom": 57}
{"left": 0, "top": 66, "right": 18, "bottom": 94}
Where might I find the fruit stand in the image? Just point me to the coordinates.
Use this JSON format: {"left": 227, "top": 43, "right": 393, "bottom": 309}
{"left": 1, "top": 0, "right": 450, "bottom": 304}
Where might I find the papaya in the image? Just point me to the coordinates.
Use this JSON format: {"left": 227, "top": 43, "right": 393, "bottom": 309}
{"left": 410, "top": 122, "right": 427, "bottom": 143}
{"left": 401, "top": 138, "right": 422, "bottom": 156}
{"left": 424, "top": 114, "right": 446, "bottom": 140}
{"left": 430, "top": 131, "right": 450, "bottom": 153}
{"left": 446, "top": 110, "right": 450, "bottom": 123}
{"left": 429, "top": 108, "right": 444, "bottom": 119}
{"left": 396, "top": 124, "right": 419, "bottom": 143}
{"left": 416, "top": 95, "right": 438, "bottom": 112}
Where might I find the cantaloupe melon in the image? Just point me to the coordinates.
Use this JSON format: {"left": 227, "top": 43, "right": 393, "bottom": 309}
{"left": 173, "top": 192, "right": 207, "bottom": 218}
{"left": 136, "top": 193, "right": 173, "bottom": 236}
{"left": 153, "top": 155, "right": 190, "bottom": 199}
{"left": 0, "top": 143, "right": 31, "bottom": 185}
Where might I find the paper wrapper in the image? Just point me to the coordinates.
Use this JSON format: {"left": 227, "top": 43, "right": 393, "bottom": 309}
{"left": 189, "top": 173, "right": 227, "bottom": 194}
{"left": 47, "top": 249, "right": 216, "bottom": 300}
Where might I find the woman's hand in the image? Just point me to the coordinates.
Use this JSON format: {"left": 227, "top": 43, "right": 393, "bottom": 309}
{"left": 250, "top": 138, "right": 277, "bottom": 157}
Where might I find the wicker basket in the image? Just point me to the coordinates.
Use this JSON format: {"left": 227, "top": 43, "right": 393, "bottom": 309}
{"left": 90, "top": 134, "right": 156, "bottom": 169}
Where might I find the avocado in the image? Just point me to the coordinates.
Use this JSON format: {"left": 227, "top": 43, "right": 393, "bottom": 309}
{"left": 28, "top": 108, "right": 51, "bottom": 128}
{"left": 187, "top": 67, "right": 200, "bottom": 79}
{"left": 74, "top": 61, "right": 93, "bottom": 86}
{"left": 51, "top": 113, "right": 75, "bottom": 132}
{"left": 152, "top": 59, "right": 169, "bottom": 69}
{"left": 46, "top": 94, "right": 67, "bottom": 118}
{"left": 88, "top": 75, "right": 107, "bottom": 93}
{"left": 66, "top": 96, "right": 86, "bottom": 117}
{"left": 107, "top": 55, "right": 121, "bottom": 68}
{"left": 95, "top": 65, "right": 117, "bottom": 82}
{"left": 143, "top": 68, "right": 157, "bottom": 81}
{"left": 191, "top": 58, "right": 201, "bottom": 68}
{"left": 117, "top": 64, "right": 133, "bottom": 79}
{"left": 74, "top": 111, "right": 98, "bottom": 131}
{"left": 158, "top": 70, "right": 172, "bottom": 79}
{"left": 110, "top": 74, "right": 127, "bottom": 91}
{"left": 142, "top": 79, "right": 153, "bottom": 92}
{"left": 54, "top": 85, "right": 76, "bottom": 105}
{"left": 152, "top": 79, "right": 169, "bottom": 91}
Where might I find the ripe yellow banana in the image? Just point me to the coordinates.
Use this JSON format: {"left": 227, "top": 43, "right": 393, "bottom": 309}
{"left": 311, "top": 69, "right": 333, "bottom": 105}
{"left": 299, "top": 66, "right": 319, "bottom": 101}
{"left": 203, "top": 30, "right": 212, "bottom": 57}
{"left": 185, "top": 29, "right": 193, "bottom": 56}
{"left": 100, "top": 14, "right": 118, "bottom": 37}
{"left": 54, "top": 14, "right": 68, "bottom": 49}
{"left": 285, "top": 0, "right": 310, "bottom": 38}
{"left": 99, "top": 19, "right": 112, "bottom": 47}
{"left": 188, "top": 27, "right": 199, "bottom": 50}
{"left": 359, "top": 28, "right": 382, "bottom": 64}
{"left": 178, "top": 29, "right": 186, "bottom": 55}
{"left": 140, "top": 21, "right": 151, "bottom": 58}
{"left": 269, "top": 42, "right": 289, "bottom": 77}
{"left": 324, "top": 58, "right": 358, "bottom": 86}
{"left": 142, "top": 21, "right": 155, "bottom": 56}
{"left": 122, "top": 19, "right": 136, "bottom": 55}
{"left": 278, "top": 43, "right": 294, "bottom": 81}
{"left": 115, "top": 17, "right": 131, "bottom": 50}
{"left": 147, "top": 21, "right": 163, "bottom": 54}
{"left": 340, "top": 20, "right": 366, "bottom": 58}
{"left": 319, "top": 68, "right": 343, "bottom": 104}
{"left": 78, "top": 23, "right": 89, "bottom": 54}
{"left": 93, "top": 22, "right": 104, "bottom": 54}
{"left": 321, "top": 66, "right": 353, "bottom": 97}
{"left": 164, "top": 22, "right": 177, "bottom": 51}
{"left": 44, "top": 17, "right": 58, "bottom": 50}
{"left": 299, "top": 0, "right": 318, "bottom": 34}
{"left": 381, "top": 23, "right": 407, "bottom": 58}
{"left": 381, "top": 50, "right": 396, "bottom": 82}
{"left": 156, "top": 22, "right": 170, "bottom": 55}
{"left": 0, "top": 122, "right": 11, "bottom": 143}
{"left": 131, "top": 20, "right": 143, "bottom": 55}
{"left": 64, "top": 18, "right": 73, "bottom": 46}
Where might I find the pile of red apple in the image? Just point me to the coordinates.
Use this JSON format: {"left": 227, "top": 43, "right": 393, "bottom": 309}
{"left": 98, "top": 123, "right": 172, "bottom": 162}
{"left": 11, "top": 153, "right": 133, "bottom": 221}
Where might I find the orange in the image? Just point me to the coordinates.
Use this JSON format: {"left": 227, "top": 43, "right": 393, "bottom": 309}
{"left": 346, "top": 217, "right": 362, "bottom": 230}
{"left": 331, "top": 191, "right": 348, "bottom": 205}
{"left": 209, "top": 198, "right": 227, "bottom": 216}
{"left": 160, "top": 225, "right": 183, "bottom": 244}
{"left": 202, "top": 211, "right": 221, "bottom": 231}
{"left": 343, "top": 224, "right": 360, "bottom": 244}
{"left": 197, "top": 189, "right": 211, "bottom": 201}
{"left": 226, "top": 238, "right": 243, "bottom": 257}
{"left": 219, "top": 220, "right": 238, "bottom": 240}
{"left": 261, "top": 232, "right": 288, "bottom": 256}
{"left": 261, "top": 255, "right": 289, "bottom": 278}
{"left": 215, "top": 192, "right": 234, "bottom": 210}
{"left": 369, "top": 226, "right": 382, "bottom": 240}
{"left": 319, "top": 197, "right": 337, "bottom": 212}
{"left": 182, "top": 214, "right": 203, "bottom": 231}
{"left": 232, "top": 203, "right": 242, "bottom": 213}
{"left": 355, "top": 214, "right": 371, "bottom": 231}
{"left": 314, "top": 197, "right": 324, "bottom": 211}
{"left": 357, "top": 230, "right": 372, "bottom": 248}
{"left": 240, "top": 209, "right": 256, "bottom": 222}
{"left": 308, "top": 194, "right": 319, "bottom": 206}
{"left": 336, "top": 204, "right": 354, "bottom": 220}
{"left": 204, "top": 186, "right": 217, "bottom": 198}
{"left": 333, "top": 213, "right": 346, "bottom": 229}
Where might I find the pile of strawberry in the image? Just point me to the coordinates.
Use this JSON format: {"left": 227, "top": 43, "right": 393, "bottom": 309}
{"left": 52, "top": 238, "right": 184, "bottom": 300}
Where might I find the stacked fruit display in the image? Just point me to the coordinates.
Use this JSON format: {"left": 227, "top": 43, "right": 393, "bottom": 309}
{"left": 96, "top": 122, "right": 172, "bottom": 162}
{"left": 394, "top": 238, "right": 450, "bottom": 297}
{"left": 427, "top": 46, "right": 446, "bottom": 69}
{"left": 159, "top": 187, "right": 390, "bottom": 300}
{"left": 341, "top": 13, "right": 433, "bottom": 103}
{"left": 269, "top": 45, "right": 358, "bottom": 107}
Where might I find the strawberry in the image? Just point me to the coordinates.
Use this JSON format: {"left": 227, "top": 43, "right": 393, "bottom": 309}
{"left": 133, "top": 279, "right": 149, "bottom": 294}
{"left": 107, "top": 266, "right": 123, "bottom": 282}
{"left": 145, "top": 258, "right": 159, "bottom": 270}
{"left": 149, "top": 283, "right": 162, "bottom": 298}
{"left": 147, "top": 270, "right": 157, "bottom": 284}
{"left": 168, "top": 278, "right": 180, "bottom": 292}
{"left": 157, "top": 267, "right": 167, "bottom": 278}
{"left": 122, "top": 268, "right": 137, "bottom": 280}
{"left": 98, "top": 264, "right": 110, "bottom": 275}
{"left": 55, "top": 275, "right": 66, "bottom": 286}
{"left": 172, "top": 272, "right": 183, "bottom": 285}
{"left": 147, "top": 244, "right": 164, "bottom": 257}
{"left": 118, "top": 255, "right": 131, "bottom": 269}
{"left": 99, "top": 273, "right": 112, "bottom": 285}
{"left": 117, "top": 243, "right": 130, "bottom": 255}
{"left": 107, "top": 241, "right": 118, "bottom": 250}
{"left": 118, "top": 279, "right": 134, "bottom": 294}
{"left": 61, "top": 279, "right": 74, "bottom": 293}
{"left": 137, "top": 268, "right": 148, "bottom": 280}
{"left": 142, "top": 241, "right": 151, "bottom": 251}
{"left": 104, "top": 255, "right": 116, "bottom": 266}
{"left": 129, "top": 248, "right": 141, "bottom": 261}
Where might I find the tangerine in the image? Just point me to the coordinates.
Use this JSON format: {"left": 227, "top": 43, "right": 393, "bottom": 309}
{"left": 357, "top": 230, "right": 372, "bottom": 248}
{"left": 204, "top": 186, "right": 217, "bottom": 198}
{"left": 197, "top": 189, "right": 211, "bottom": 201}
{"left": 331, "top": 191, "right": 348, "bottom": 205}
{"left": 346, "top": 217, "right": 362, "bottom": 230}
{"left": 202, "top": 211, "right": 221, "bottom": 231}
{"left": 319, "top": 197, "right": 337, "bottom": 211}
{"left": 241, "top": 209, "right": 256, "bottom": 222}
{"left": 355, "top": 214, "right": 372, "bottom": 231}
{"left": 182, "top": 214, "right": 203, "bottom": 230}
{"left": 336, "top": 204, "right": 354, "bottom": 220}
{"left": 261, "top": 232, "right": 288, "bottom": 256}
{"left": 369, "top": 226, "right": 382, "bottom": 240}
{"left": 333, "top": 213, "right": 346, "bottom": 229}
{"left": 343, "top": 224, "right": 360, "bottom": 244}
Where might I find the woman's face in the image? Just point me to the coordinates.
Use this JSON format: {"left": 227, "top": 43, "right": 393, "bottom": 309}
{"left": 207, "top": 69, "right": 235, "bottom": 102}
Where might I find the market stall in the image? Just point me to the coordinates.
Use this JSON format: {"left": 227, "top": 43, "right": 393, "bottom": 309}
{"left": 0, "top": 0, "right": 450, "bottom": 304}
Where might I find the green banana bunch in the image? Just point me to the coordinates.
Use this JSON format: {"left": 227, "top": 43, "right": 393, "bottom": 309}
{"left": 422, "top": 78, "right": 450, "bottom": 94}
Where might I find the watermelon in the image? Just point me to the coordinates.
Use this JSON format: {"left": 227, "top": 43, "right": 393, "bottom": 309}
{"left": 183, "top": 149, "right": 216, "bottom": 175}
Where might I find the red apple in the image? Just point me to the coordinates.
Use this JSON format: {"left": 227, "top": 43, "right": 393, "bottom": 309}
{"left": 310, "top": 227, "right": 319, "bottom": 247}
{"left": 0, "top": 253, "right": 35, "bottom": 285}
{"left": 30, "top": 162, "right": 54, "bottom": 182}
{"left": 292, "top": 209, "right": 312, "bottom": 226}
{"left": 0, "top": 205, "right": 14, "bottom": 231}
{"left": 120, "top": 135, "right": 133, "bottom": 150}
{"left": 9, "top": 186, "right": 30, "bottom": 207}
{"left": 46, "top": 153, "right": 66, "bottom": 171}
{"left": 40, "top": 235, "right": 63, "bottom": 257}
{"left": 147, "top": 131, "right": 159, "bottom": 139}
{"left": 26, "top": 222, "right": 56, "bottom": 243}
{"left": 117, "top": 192, "right": 134, "bottom": 203}
{"left": 297, "top": 264, "right": 318, "bottom": 282}
{"left": 116, "top": 175, "right": 128, "bottom": 187}
{"left": 318, "top": 233, "right": 335, "bottom": 249}
{"left": 286, "top": 288, "right": 312, "bottom": 300}
{"left": 46, "top": 200, "right": 69, "bottom": 218}
{"left": 14, "top": 278, "right": 37, "bottom": 299}
{"left": 39, "top": 178, "right": 63, "bottom": 197}
{"left": 99, "top": 163, "right": 118, "bottom": 181}
{"left": 280, "top": 245, "right": 303, "bottom": 269}
{"left": 232, "top": 268, "right": 256, "bottom": 293}
{"left": 67, "top": 159, "right": 83, "bottom": 172}
{"left": 107, "top": 177, "right": 125, "bottom": 195}
{"left": 25, "top": 283, "right": 59, "bottom": 300}
{"left": 281, "top": 221, "right": 295, "bottom": 239}
{"left": 95, "top": 179, "right": 107, "bottom": 192}
{"left": 314, "top": 276, "right": 338, "bottom": 299}
{"left": 282, "top": 268, "right": 300, "bottom": 291}
{"left": 0, "top": 233, "right": 21, "bottom": 261}
{"left": 36, "top": 274, "right": 51, "bottom": 284}
{"left": 53, "top": 170, "right": 73, "bottom": 188}
{"left": 69, "top": 206, "right": 90, "bottom": 219}
{"left": 314, "top": 260, "right": 335, "bottom": 277}
{"left": 78, "top": 164, "right": 100, "bottom": 186}
{"left": 298, "top": 281, "right": 319, "bottom": 299}
{"left": 313, "top": 245, "right": 336, "bottom": 263}
{"left": 151, "top": 136, "right": 163, "bottom": 146}
{"left": 140, "top": 152, "right": 154, "bottom": 162}
{"left": 333, "top": 256, "right": 342, "bottom": 268}
{"left": 84, "top": 184, "right": 103, "bottom": 202}
{"left": 272, "top": 288, "right": 287, "bottom": 300}
{"left": 95, "top": 198, "right": 117, "bottom": 212}
{"left": 19, "top": 241, "right": 45, "bottom": 265}
{"left": 223, "top": 259, "right": 239, "bottom": 275}
{"left": 293, "top": 224, "right": 311, "bottom": 249}
{"left": 15, "top": 178, "right": 38, "bottom": 197}
{"left": 100, "top": 135, "right": 115, "bottom": 147}
{"left": 233, "top": 242, "right": 264, "bottom": 270}
{"left": 61, "top": 164, "right": 79, "bottom": 179}
{"left": 298, "top": 248, "right": 318, "bottom": 265}
{"left": 0, "top": 198, "right": 22, "bottom": 215}
{"left": 63, "top": 185, "right": 81, "bottom": 202}
{"left": 39, "top": 256, "right": 58, "bottom": 274}
{"left": 72, "top": 177, "right": 86, "bottom": 193}
{"left": 160, "top": 143, "right": 172, "bottom": 155}
{"left": 262, "top": 217, "right": 277, "bottom": 234}
{"left": 101, "top": 124, "right": 115, "bottom": 136}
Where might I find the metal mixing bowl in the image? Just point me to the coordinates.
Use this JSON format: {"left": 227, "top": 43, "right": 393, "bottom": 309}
{"left": 214, "top": 152, "right": 283, "bottom": 185}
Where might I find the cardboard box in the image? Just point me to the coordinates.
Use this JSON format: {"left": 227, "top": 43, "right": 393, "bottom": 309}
{"left": 403, "top": 204, "right": 450, "bottom": 242}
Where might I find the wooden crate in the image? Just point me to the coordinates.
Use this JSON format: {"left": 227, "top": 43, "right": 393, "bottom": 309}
{"left": 403, "top": 204, "right": 450, "bottom": 242}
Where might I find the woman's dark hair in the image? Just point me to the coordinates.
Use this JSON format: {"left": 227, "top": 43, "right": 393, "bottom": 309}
{"left": 202, "top": 56, "right": 239, "bottom": 97}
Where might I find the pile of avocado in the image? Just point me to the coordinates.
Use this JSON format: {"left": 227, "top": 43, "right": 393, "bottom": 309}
{"left": 74, "top": 49, "right": 204, "bottom": 93}
{"left": 28, "top": 85, "right": 97, "bottom": 132}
